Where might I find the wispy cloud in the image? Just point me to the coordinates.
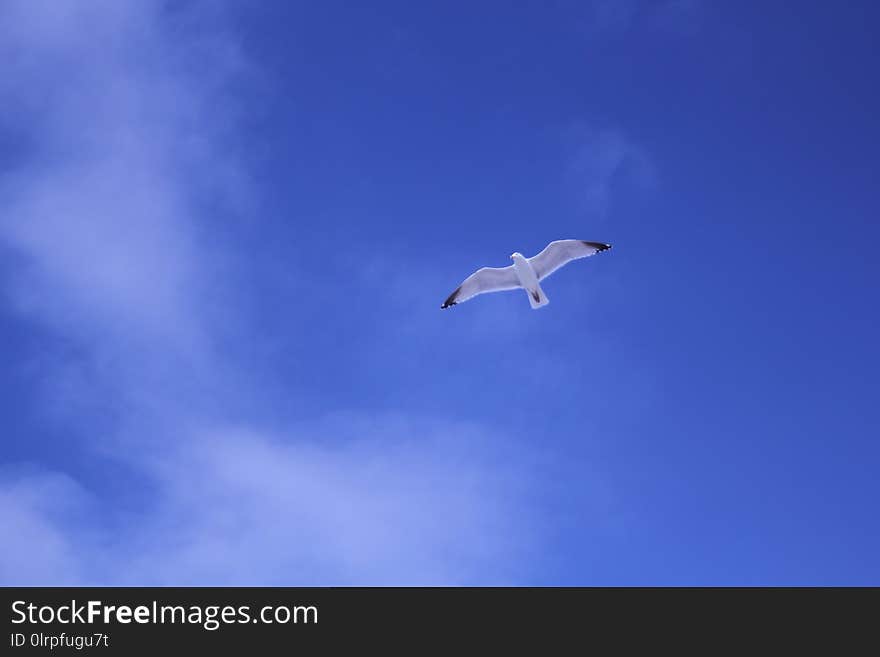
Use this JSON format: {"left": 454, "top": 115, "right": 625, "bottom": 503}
{"left": 2, "top": 416, "right": 538, "bottom": 585}
{"left": 588, "top": 0, "right": 639, "bottom": 33}
{"left": 585, "top": 0, "right": 703, "bottom": 36}
{"left": 0, "top": 1, "right": 545, "bottom": 584}
{"left": 0, "top": 0, "right": 242, "bottom": 357}
{"left": 0, "top": 469, "right": 89, "bottom": 585}
{"left": 565, "top": 124, "right": 655, "bottom": 220}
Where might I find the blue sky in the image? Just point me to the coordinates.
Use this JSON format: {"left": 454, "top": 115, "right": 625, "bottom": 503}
{"left": 1, "top": 0, "right": 878, "bottom": 585}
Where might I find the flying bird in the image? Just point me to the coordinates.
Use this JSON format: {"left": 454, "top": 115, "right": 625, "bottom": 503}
{"left": 441, "top": 240, "right": 611, "bottom": 310}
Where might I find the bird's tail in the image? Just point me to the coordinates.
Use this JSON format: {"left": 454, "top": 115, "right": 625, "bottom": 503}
{"left": 527, "top": 285, "right": 550, "bottom": 309}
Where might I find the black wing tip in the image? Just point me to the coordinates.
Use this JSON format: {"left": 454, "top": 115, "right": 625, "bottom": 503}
{"left": 441, "top": 287, "right": 460, "bottom": 309}
{"left": 582, "top": 241, "right": 612, "bottom": 252}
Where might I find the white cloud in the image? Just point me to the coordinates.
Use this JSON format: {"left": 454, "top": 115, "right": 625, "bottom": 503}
{"left": 1, "top": 415, "right": 539, "bottom": 586}
{"left": 131, "top": 417, "right": 536, "bottom": 585}
{"left": 0, "top": 470, "right": 90, "bottom": 585}
{"left": 0, "top": 0, "right": 244, "bottom": 352}
{"left": 0, "top": 1, "right": 546, "bottom": 585}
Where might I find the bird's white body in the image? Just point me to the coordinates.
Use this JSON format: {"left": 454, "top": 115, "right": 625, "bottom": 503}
{"left": 510, "top": 252, "right": 549, "bottom": 309}
{"left": 441, "top": 239, "right": 611, "bottom": 310}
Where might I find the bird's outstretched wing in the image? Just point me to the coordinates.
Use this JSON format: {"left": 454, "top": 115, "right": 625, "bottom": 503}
{"left": 528, "top": 240, "right": 611, "bottom": 281}
{"left": 441, "top": 266, "right": 519, "bottom": 308}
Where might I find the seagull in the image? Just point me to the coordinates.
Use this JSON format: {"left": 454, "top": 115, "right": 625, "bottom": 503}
{"left": 441, "top": 239, "right": 611, "bottom": 310}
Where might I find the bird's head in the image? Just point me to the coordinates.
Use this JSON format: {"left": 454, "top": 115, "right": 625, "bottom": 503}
{"left": 510, "top": 251, "right": 524, "bottom": 261}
